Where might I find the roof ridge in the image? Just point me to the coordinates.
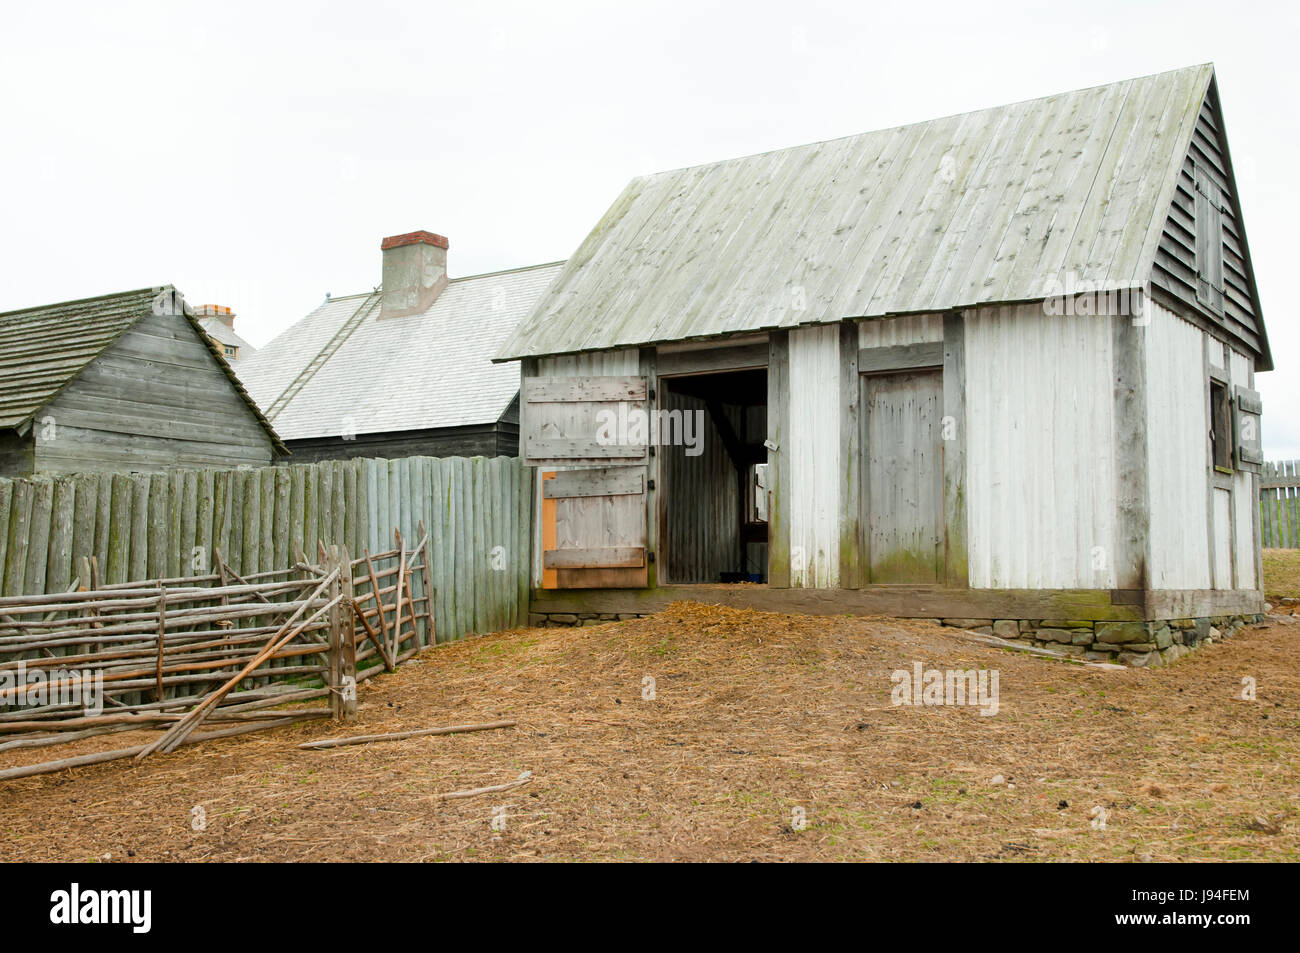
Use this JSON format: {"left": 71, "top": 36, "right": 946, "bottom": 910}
{"left": 0, "top": 285, "right": 168, "bottom": 320}
{"left": 318, "top": 260, "right": 569, "bottom": 304}
{"left": 633, "top": 64, "right": 1214, "bottom": 182}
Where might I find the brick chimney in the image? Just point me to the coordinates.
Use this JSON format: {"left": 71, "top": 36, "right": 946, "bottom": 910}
{"left": 380, "top": 230, "right": 449, "bottom": 318}
{"left": 194, "top": 304, "right": 236, "bottom": 328}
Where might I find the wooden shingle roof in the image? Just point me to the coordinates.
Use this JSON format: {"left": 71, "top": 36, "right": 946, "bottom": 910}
{"left": 0, "top": 286, "right": 286, "bottom": 451}
{"left": 499, "top": 64, "right": 1237, "bottom": 360}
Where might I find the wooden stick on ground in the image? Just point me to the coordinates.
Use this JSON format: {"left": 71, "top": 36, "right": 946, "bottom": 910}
{"left": 437, "top": 771, "right": 532, "bottom": 801}
{"left": 298, "top": 719, "right": 516, "bottom": 750}
{"left": 0, "top": 714, "right": 325, "bottom": 783}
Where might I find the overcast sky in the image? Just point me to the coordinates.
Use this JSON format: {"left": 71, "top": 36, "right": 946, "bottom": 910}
{"left": 2, "top": 0, "right": 1296, "bottom": 455}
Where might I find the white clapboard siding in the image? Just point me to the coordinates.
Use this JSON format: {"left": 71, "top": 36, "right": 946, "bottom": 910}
{"left": 965, "top": 302, "right": 1116, "bottom": 589}
{"left": 787, "top": 325, "right": 841, "bottom": 588}
{"left": 1144, "top": 300, "right": 1211, "bottom": 589}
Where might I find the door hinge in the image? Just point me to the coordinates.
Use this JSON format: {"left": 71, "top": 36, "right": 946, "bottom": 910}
{"left": 647, "top": 551, "right": 655, "bottom": 563}
{"left": 647, "top": 479, "right": 655, "bottom": 491}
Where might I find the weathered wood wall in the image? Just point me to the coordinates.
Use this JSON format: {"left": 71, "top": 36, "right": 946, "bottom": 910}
{"left": 965, "top": 303, "right": 1117, "bottom": 589}
{"left": 1262, "top": 461, "right": 1300, "bottom": 549}
{"left": 33, "top": 310, "right": 276, "bottom": 474}
{"left": 661, "top": 389, "right": 741, "bottom": 583}
{"left": 1152, "top": 82, "right": 1263, "bottom": 362}
{"left": 0, "top": 455, "right": 530, "bottom": 643}
{"left": 1145, "top": 299, "right": 1259, "bottom": 589}
{"left": 787, "top": 324, "right": 842, "bottom": 588}
{"left": 280, "top": 421, "right": 516, "bottom": 464}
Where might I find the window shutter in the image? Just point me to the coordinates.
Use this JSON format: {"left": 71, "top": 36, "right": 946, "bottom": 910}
{"left": 1194, "top": 164, "right": 1225, "bottom": 314}
{"left": 1233, "top": 385, "right": 1263, "bottom": 470}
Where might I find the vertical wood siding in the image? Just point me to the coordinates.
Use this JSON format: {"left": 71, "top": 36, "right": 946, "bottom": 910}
{"left": 787, "top": 325, "right": 841, "bottom": 587}
{"left": 661, "top": 389, "right": 742, "bottom": 583}
{"left": 1144, "top": 301, "right": 1211, "bottom": 589}
{"left": 0, "top": 455, "right": 529, "bottom": 643}
{"left": 965, "top": 303, "right": 1116, "bottom": 588}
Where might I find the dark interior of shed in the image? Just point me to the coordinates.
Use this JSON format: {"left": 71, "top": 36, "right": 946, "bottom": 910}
{"left": 660, "top": 369, "right": 768, "bottom": 584}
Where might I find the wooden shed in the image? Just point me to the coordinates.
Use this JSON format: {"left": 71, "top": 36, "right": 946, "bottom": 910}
{"left": 238, "top": 231, "right": 563, "bottom": 462}
{"left": 497, "top": 65, "right": 1272, "bottom": 660}
{"left": 0, "top": 286, "right": 284, "bottom": 476}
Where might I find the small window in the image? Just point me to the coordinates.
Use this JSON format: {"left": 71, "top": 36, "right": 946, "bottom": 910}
{"left": 224, "top": 345, "right": 238, "bottom": 358}
{"left": 1209, "top": 380, "right": 1232, "bottom": 472}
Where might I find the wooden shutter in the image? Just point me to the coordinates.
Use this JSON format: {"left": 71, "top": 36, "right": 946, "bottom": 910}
{"left": 522, "top": 375, "right": 649, "bottom": 466}
{"left": 1195, "top": 164, "right": 1225, "bottom": 315}
{"left": 523, "top": 374, "right": 652, "bottom": 589}
{"left": 1233, "top": 385, "right": 1263, "bottom": 470}
{"left": 541, "top": 466, "right": 648, "bottom": 589}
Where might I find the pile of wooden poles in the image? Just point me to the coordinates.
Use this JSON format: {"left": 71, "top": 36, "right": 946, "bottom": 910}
{"left": 0, "top": 524, "right": 434, "bottom": 781}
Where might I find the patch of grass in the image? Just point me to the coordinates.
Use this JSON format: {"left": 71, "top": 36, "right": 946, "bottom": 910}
{"left": 1263, "top": 548, "right": 1300, "bottom": 600}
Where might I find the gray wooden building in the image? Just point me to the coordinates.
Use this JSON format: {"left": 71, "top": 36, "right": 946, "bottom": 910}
{"left": 0, "top": 286, "right": 284, "bottom": 477}
{"left": 237, "top": 231, "right": 563, "bottom": 462}
{"left": 498, "top": 65, "right": 1271, "bottom": 660}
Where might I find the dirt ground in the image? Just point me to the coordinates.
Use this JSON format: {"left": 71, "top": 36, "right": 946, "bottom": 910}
{"left": 2, "top": 590, "right": 1297, "bottom": 862}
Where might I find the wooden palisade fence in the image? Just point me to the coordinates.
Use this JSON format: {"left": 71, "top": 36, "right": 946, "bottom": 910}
{"left": 1261, "top": 460, "right": 1300, "bottom": 549}
{"left": 0, "top": 526, "right": 433, "bottom": 780}
{"left": 0, "top": 455, "right": 531, "bottom": 642}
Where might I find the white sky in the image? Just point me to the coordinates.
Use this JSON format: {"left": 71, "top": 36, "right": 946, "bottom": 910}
{"left": 2, "top": 0, "right": 1296, "bottom": 455}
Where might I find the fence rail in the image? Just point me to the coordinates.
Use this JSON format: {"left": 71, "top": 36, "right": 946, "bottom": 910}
{"left": 1261, "top": 459, "right": 1300, "bottom": 549}
{"left": 0, "top": 455, "right": 531, "bottom": 643}
{"left": 0, "top": 537, "right": 430, "bottom": 780}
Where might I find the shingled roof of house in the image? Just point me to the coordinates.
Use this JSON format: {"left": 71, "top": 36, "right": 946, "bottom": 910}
{"left": 238, "top": 261, "right": 564, "bottom": 441}
{"left": 0, "top": 285, "right": 285, "bottom": 450}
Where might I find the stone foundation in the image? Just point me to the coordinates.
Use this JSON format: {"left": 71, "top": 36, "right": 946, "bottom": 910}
{"left": 936, "top": 614, "right": 1264, "bottom": 666}
{"left": 530, "top": 611, "right": 648, "bottom": 628}
{"left": 529, "top": 608, "right": 1264, "bottom": 667}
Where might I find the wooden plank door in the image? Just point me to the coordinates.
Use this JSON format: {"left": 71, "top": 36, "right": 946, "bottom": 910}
{"left": 542, "top": 466, "right": 648, "bottom": 589}
{"left": 862, "top": 369, "right": 943, "bottom": 583}
{"left": 523, "top": 375, "right": 650, "bottom": 589}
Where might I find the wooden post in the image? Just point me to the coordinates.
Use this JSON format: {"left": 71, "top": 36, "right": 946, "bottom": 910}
{"left": 339, "top": 545, "right": 357, "bottom": 721}
{"left": 325, "top": 547, "right": 343, "bottom": 721}
{"left": 767, "top": 330, "right": 791, "bottom": 588}
{"left": 942, "top": 311, "right": 970, "bottom": 588}
{"left": 155, "top": 584, "right": 165, "bottom": 703}
{"left": 392, "top": 529, "right": 406, "bottom": 662}
{"left": 419, "top": 520, "right": 436, "bottom": 646}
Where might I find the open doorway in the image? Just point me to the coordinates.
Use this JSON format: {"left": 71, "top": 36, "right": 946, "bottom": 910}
{"left": 660, "top": 369, "right": 768, "bottom": 583}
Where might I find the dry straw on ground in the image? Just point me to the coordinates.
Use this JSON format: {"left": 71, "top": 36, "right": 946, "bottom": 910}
{"left": 1, "top": 600, "right": 1296, "bottom": 862}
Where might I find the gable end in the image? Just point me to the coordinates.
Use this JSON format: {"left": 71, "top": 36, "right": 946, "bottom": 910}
{"left": 1151, "top": 79, "right": 1270, "bottom": 369}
